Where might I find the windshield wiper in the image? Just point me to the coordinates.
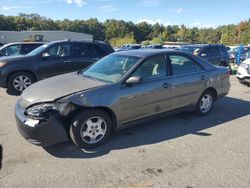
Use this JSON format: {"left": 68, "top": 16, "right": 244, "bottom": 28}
{"left": 82, "top": 74, "right": 112, "bottom": 83}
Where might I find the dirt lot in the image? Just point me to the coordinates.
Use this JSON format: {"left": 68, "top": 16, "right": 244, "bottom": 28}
{"left": 0, "top": 76, "right": 249, "bottom": 188}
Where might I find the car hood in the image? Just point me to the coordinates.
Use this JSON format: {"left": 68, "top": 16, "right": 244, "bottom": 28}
{"left": 20, "top": 72, "right": 108, "bottom": 108}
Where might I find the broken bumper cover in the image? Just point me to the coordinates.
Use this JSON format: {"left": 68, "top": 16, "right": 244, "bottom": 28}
{"left": 15, "top": 101, "right": 68, "bottom": 147}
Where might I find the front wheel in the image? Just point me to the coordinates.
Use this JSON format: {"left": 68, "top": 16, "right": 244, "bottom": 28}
{"left": 7, "top": 71, "right": 36, "bottom": 95}
{"left": 70, "top": 109, "right": 113, "bottom": 149}
{"left": 195, "top": 90, "right": 214, "bottom": 116}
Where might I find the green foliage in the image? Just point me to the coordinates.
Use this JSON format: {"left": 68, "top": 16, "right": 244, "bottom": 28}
{"left": 109, "top": 33, "right": 136, "bottom": 47}
{"left": 151, "top": 37, "right": 162, "bottom": 44}
{"left": 141, "top": 40, "right": 150, "bottom": 46}
{"left": 0, "top": 14, "right": 249, "bottom": 45}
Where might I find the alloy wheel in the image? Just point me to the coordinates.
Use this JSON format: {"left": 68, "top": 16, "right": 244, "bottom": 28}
{"left": 13, "top": 76, "right": 32, "bottom": 91}
{"left": 200, "top": 94, "right": 213, "bottom": 113}
{"left": 80, "top": 116, "right": 107, "bottom": 144}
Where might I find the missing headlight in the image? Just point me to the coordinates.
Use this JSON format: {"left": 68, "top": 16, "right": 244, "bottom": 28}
{"left": 26, "top": 103, "right": 68, "bottom": 119}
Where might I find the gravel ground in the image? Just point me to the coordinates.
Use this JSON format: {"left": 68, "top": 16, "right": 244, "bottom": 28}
{"left": 0, "top": 76, "right": 249, "bottom": 188}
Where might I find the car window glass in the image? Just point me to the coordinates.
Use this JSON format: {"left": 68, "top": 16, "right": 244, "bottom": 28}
{"left": 73, "top": 43, "right": 97, "bottom": 57}
{"left": 46, "top": 43, "right": 71, "bottom": 57}
{"left": 169, "top": 55, "right": 196, "bottom": 75}
{"left": 2, "top": 44, "right": 21, "bottom": 56}
{"left": 202, "top": 47, "right": 220, "bottom": 56}
{"left": 22, "top": 44, "right": 41, "bottom": 54}
{"left": 83, "top": 54, "right": 140, "bottom": 83}
{"left": 94, "top": 45, "right": 106, "bottom": 56}
{"left": 132, "top": 55, "right": 166, "bottom": 81}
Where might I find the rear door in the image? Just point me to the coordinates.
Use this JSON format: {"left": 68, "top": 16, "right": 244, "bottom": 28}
{"left": 36, "top": 42, "right": 73, "bottom": 79}
{"left": 169, "top": 53, "right": 207, "bottom": 109}
{"left": 119, "top": 55, "right": 172, "bottom": 124}
{"left": 200, "top": 47, "right": 220, "bottom": 65}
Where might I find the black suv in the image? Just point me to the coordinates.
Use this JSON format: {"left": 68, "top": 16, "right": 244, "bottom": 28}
{"left": 0, "top": 42, "right": 45, "bottom": 57}
{"left": 0, "top": 40, "right": 114, "bottom": 94}
{"left": 179, "top": 44, "right": 229, "bottom": 67}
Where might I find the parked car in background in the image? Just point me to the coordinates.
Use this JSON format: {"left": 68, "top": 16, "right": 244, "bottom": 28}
{"left": 229, "top": 46, "right": 250, "bottom": 63}
{"left": 15, "top": 49, "right": 230, "bottom": 148}
{"left": 179, "top": 44, "right": 229, "bottom": 67}
{"left": 143, "top": 44, "right": 164, "bottom": 49}
{"left": 237, "top": 58, "right": 250, "bottom": 84}
{"left": 0, "top": 40, "right": 114, "bottom": 94}
{"left": 115, "top": 44, "right": 141, "bottom": 51}
{"left": 0, "top": 42, "right": 45, "bottom": 57}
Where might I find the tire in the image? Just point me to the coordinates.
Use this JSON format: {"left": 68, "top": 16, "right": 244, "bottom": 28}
{"left": 239, "top": 79, "right": 245, "bottom": 84}
{"left": 195, "top": 90, "right": 214, "bottom": 116}
{"left": 70, "top": 109, "right": 113, "bottom": 149}
{"left": 7, "top": 71, "right": 36, "bottom": 95}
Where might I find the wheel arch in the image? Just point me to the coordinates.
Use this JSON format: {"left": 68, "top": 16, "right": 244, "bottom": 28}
{"left": 68, "top": 105, "right": 118, "bottom": 131}
{"left": 203, "top": 87, "right": 218, "bottom": 101}
{"left": 6, "top": 69, "right": 39, "bottom": 85}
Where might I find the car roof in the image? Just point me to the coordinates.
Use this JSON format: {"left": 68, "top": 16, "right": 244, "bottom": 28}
{"left": 49, "top": 40, "right": 108, "bottom": 45}
{"left": 4, "top": 42, "right": 45, "bottom": 45}
{"left": 182, "top": 44, "right": 225, "bottom": 48}
{"left": 114, "top": 49, "right": 178, "bottom": 58}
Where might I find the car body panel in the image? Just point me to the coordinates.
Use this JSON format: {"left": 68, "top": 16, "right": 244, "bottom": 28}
{"left": 21, "top": 72, "right": 108, "bottom": 108}
{"left": 180, "top": 45, "right": 229, "bottom": 66}
{"left": 15, "top": 49, "right": 230, "bottom": 146}
{"left": 0, "top": 40, "right": 114, "bottom": 90}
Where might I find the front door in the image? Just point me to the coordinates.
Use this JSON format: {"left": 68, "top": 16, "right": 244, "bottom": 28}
{"left": 119, "top": 55, "right": 172, "bottom": 124}
{"left": 37, "top": 43, "right": 73, "bottom": 79}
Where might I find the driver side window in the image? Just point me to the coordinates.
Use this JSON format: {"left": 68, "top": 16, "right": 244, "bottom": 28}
{"left": 45, "top": 44, "right": 71, "bottom": 57}
{"left": 132, "top": 55, "right": 167, "bottom": 82}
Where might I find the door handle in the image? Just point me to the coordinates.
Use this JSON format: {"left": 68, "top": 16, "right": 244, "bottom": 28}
{"left": 162, "top": 83, "right": 169, "bottom": 88}
{"left": 93, "top": 58, "right": 100, "bottom": 61}
{"left": 63, "top": 60, "right": 72, "bottom": 63}
{"left": 200, "top": 75, "right": 206, "bottom": 80}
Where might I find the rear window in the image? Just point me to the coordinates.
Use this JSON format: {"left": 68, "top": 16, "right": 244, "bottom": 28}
{"left": 202, "top": 47, "right": 220, "bottom": 56}
{"left": 94, "top": 45, "right": 107, "bottom": 56}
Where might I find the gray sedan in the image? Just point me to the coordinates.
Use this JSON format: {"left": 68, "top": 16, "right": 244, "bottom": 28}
{"left": 15, "top": 50, "right": 230, "bottom": 149}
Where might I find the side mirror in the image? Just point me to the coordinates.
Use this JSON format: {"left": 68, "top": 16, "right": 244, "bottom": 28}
{"left": 125, "top": 76, "right": 142, "bottom": 85}
{"left": 41, "top": 52, "right": 50, "bottom": 58}
{"left": 201, "top": 53, "right": 207, "bottom": 57}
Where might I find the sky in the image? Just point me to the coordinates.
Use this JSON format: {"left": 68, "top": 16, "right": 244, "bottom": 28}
{"left": 0, "top": 0, "right": 250, "bottom": 28}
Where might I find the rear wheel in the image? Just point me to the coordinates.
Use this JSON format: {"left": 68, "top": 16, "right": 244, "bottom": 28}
{"left": 195, "top": 90, "right": 214, "bottom": 116}
{"left": 70, "top": 109, "right": 112, "bottom": 149}
{"left": 7, "top": 71, "right": 36, "bottom": 95}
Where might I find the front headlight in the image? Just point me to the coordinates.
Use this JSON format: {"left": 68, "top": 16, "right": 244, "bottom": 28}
{"left": 26, "top": 103, "right": 68, "bottom": 118}
{"left": 0, "top": 62, "right": 6, "bottom": 67}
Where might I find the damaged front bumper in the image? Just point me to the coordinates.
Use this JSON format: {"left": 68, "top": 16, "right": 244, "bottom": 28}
{"left": 15, "top": 101, "right": 69, "bottom": 146}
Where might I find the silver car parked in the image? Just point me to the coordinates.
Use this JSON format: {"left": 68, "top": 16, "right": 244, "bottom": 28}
{"left": 15, "top": 50, "right": 230, "bottom": 149}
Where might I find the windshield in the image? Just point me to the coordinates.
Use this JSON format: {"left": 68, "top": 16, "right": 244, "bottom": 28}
{"left": 82, "top": 54, "right": 141, "bottom": 83}
{"left": 27, "top": 43, "right": 50, "bottom": 56}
